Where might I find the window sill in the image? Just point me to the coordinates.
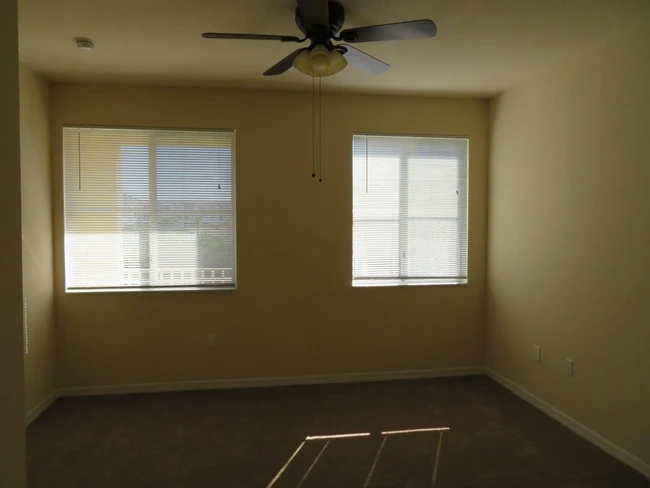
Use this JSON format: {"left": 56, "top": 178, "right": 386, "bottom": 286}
{"left": 65, "top": 286, "right": 237, "bottom": 294}
{"left": 352, "top": 279, "right": 467, "bottom": 288}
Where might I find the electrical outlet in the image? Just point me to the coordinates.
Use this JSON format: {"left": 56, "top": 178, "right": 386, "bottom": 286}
{"left": 565, "top": 359, "right": 574, "bottom": 377}
{"left": 534, "top": 345, "right": 541, "bottom": 362}
{"left": 206, "top": 334, "right": 217, "bottom": 348}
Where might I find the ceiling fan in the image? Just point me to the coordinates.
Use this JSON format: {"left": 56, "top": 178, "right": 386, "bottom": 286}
{"left": 202, "top": 0, "right": 437, "bottom": 77}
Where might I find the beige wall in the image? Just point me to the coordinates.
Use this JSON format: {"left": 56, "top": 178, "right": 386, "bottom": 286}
{"left": 0, "top": 0, "right": 27, "bottom": 486}
{"left": 488, "top": 19, "right": 650, "bottom": 465}
{"left": 51, "top": 85, "right": 488, "bottom": 388}
{"left": 20, "top": 65, "right": 57, "bottom": 415}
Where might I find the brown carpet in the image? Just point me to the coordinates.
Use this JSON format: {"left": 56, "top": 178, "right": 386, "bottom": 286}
{"left": 27, "top": 376, "right": 649, "bottom": 487}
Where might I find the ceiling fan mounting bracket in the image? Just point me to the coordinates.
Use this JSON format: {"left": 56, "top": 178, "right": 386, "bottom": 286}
{"left": 295, "top": 1, "right": 345, "bottom": 39}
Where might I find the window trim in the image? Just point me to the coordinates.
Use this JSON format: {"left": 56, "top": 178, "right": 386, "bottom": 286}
{"left": 351, "top": 132, "right": 469, "bottom": 288}
{"left": 62, "top": 124, "right": 238, "bottom": 293}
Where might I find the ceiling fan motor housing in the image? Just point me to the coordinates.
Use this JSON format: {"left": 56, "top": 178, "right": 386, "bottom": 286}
{"left": 295, "top": 1, "right": 345, "bottom": 40}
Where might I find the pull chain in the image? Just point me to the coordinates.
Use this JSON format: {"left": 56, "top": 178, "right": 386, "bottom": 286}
{"left": 312, "top": 74, "right": 316, "bottom": 178}
{"left": 319, "top": 75, "right": 323, "bottom": 183}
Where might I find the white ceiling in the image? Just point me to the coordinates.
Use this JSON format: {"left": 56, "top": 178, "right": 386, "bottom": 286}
{"left": 18, "top": 0, "right": 650, "bottom": 97}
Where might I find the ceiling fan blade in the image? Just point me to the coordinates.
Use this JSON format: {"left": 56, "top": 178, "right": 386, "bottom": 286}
{"left": 263, "top": 48, "right": 307, "bottom": 76}
{"left": 202, "top": 32, "right": 301, "bottom": 43}
{"left": 297, "top": 0, "right": 329, "bottom": 30}
{"left": 339, "top": 19, "right": 436, "bottom": 43}
{"left": 339, "top": 44, "right": 389, "bottom": 76}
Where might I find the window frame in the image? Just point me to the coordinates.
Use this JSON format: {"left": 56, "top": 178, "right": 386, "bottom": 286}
{"left": 351, "top": 133, "right": 469, "bottom": 288}
{"left": 62, "top": 124, "right": 238, "bottom": 294}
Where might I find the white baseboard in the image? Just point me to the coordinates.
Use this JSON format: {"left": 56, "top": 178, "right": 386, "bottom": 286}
{"left": 59, "top": 367, "right": 485, "bottom": 397}
{"left": 486, "top": 369, "right": 650, "bottom": 479}
{"left": 25, "top": 390, "right": 60, "bottom": 426}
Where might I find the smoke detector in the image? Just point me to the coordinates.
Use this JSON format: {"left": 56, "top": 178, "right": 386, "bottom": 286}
{"left": 75, "top": 38, "right": 95, "bottom": 52}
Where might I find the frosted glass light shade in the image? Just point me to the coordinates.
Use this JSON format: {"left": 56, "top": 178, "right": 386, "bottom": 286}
{"left": 294, "top": 45, "right": 348, "bottom": 77}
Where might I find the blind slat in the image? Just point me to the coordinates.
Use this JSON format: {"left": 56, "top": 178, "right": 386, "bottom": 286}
{"left": 63, "top": 127, "right": 236, "bottom": 291}
{"left": 352, "top": 135, "right": 468, "bottom": 286}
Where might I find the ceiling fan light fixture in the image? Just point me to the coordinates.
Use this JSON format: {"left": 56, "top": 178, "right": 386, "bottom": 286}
{"left": 311, "top": 44, "right": 330, "bottom": 71}
{"left": 293, "top": 45, "right": 348, "bottom": 77}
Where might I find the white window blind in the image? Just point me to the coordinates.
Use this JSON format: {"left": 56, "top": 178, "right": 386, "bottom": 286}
{"left": 352, "top": 135, "right": 468, "bottom": 286}
{"left": 63, "top": 127, "right": 236, "bottom": 291}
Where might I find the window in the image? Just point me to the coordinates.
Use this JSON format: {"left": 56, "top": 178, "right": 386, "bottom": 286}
{"left": 352, "top": 134, "right": 468, "bottom": 286}
{"left": 63, "top": 127, "right": 236, "bottom": 291}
